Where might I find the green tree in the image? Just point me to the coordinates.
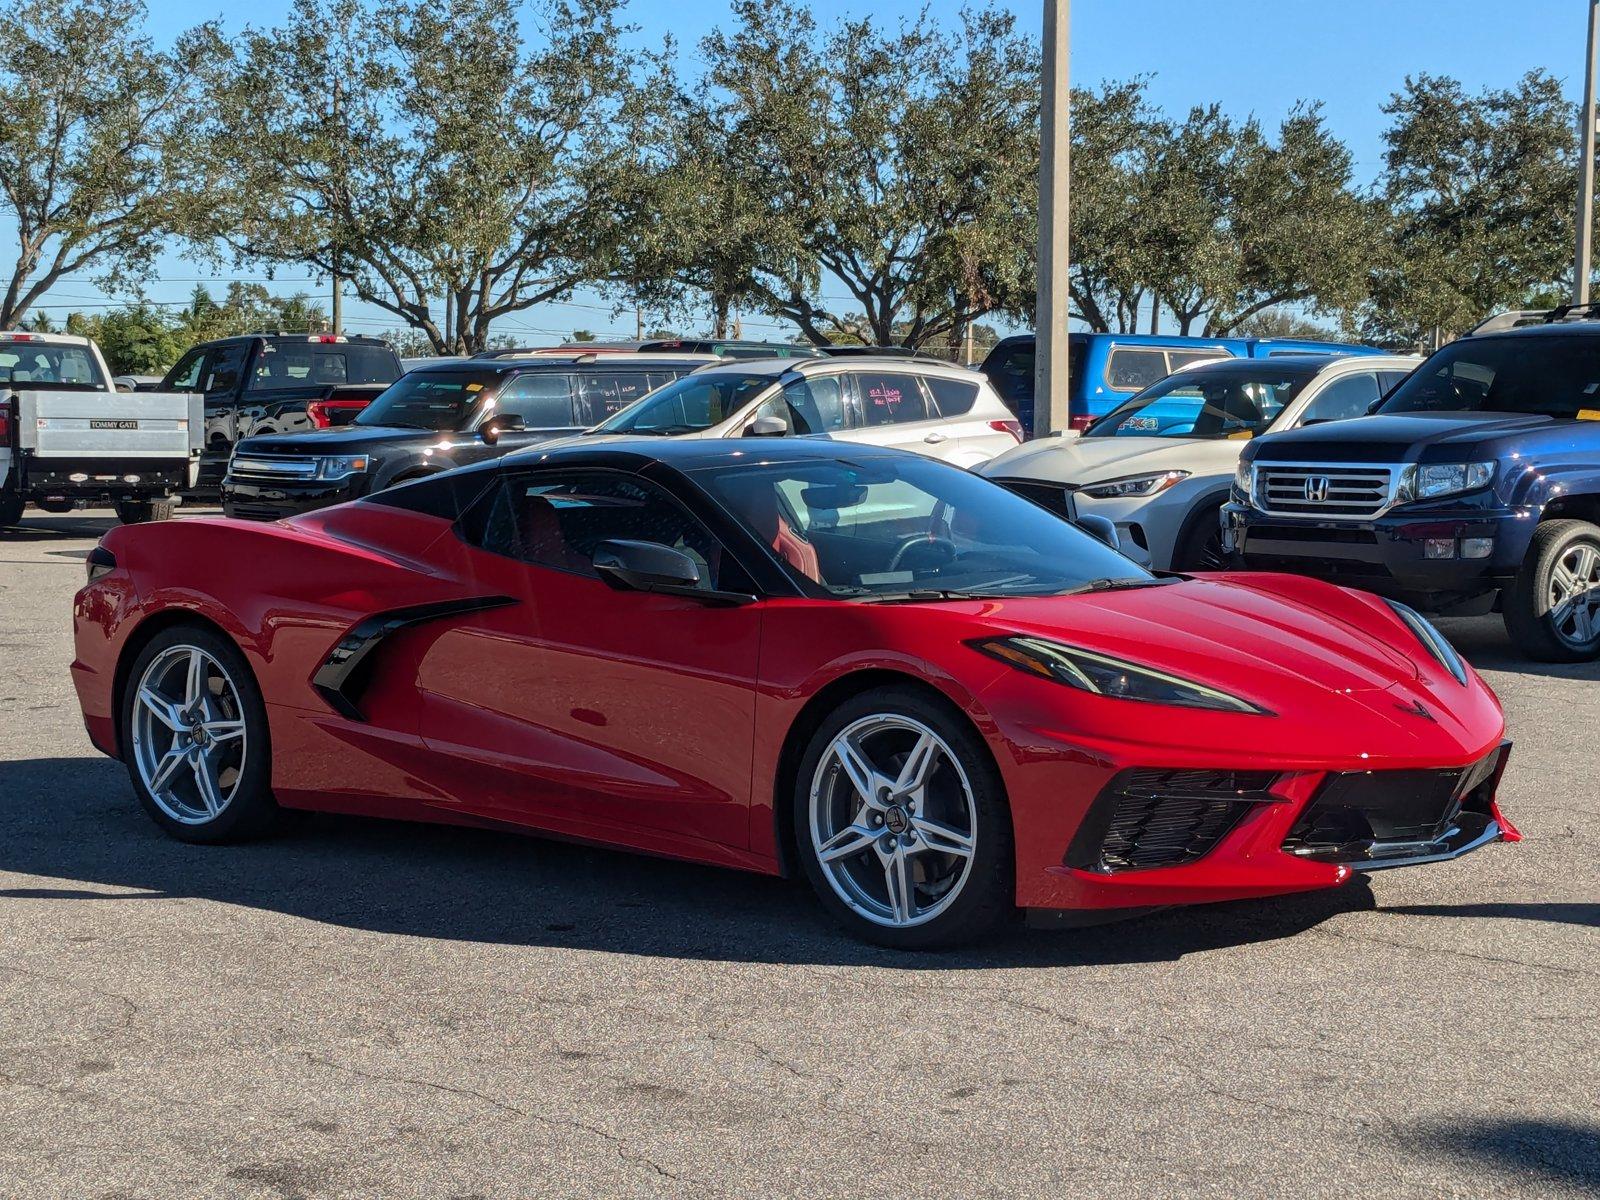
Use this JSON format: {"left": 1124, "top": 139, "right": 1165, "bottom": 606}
{"left": 646, "top": 1, "right": 1037, "bottom": 349}
{"left": 204, "top": 0, "right": 650, "bottom": 355}
{"left": 0, "top": 0, "right": 216, "bottom": 328}
{"left": 66, "top": 301, "right": 184, "bottom": 374}
{"left": 1363, "top": 71, "right": 1578, "bottom": 345}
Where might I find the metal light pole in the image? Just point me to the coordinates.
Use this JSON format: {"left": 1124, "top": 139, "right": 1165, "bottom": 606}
{"left": 1034, "top": 0, "right": 1071, "bottom": 436}
{"left": 1575, "top": 0, "right": 1599, "bottom": 305}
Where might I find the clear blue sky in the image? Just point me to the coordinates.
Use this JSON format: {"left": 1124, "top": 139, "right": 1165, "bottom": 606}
{"left": 35, "top": 0, "right": 1597, "bottom": 342}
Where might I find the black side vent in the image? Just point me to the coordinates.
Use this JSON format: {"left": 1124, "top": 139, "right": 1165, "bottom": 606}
{"left": 1066, "top": 768, "right": 1279, "bottom": 873}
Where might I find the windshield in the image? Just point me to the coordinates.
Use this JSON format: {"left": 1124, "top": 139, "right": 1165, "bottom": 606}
{"left": 593, "top": 371, "right": 775, "bottom": 435}
{"left": 0, "top": 342, "right": 108, "bottom": 390}
{"left": 696, "top": 454, "right": 1151, "bottom": 599}
{"left": 1378, "top": 334, "right": 1600, "bottom": 418}
{"left": 355, "top": 369, "right": 499, "bottom": 431}
{"left": 1086, "top": 369, "right": 1313, "bottom": 438}
{"left": 248, "top": 342, "right": 398, "bottom": 391}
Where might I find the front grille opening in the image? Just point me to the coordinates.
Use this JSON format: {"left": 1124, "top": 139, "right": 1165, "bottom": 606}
{"left": 993, "top": 478, "right": 1073, "bottom": 520}
{"left": 1257, "top": 463, "right": 1394, "bottom": 519}
{"left": 1066, "top": 768, "right": 1278, "bottom": 873}
{"left": 1283, "top": 746, "right": 1506, "bottom": 863}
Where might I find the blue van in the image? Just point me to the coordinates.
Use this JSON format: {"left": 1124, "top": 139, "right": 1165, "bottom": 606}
{"left": 979, "top": 332, "right": 1386, "bottom": 435}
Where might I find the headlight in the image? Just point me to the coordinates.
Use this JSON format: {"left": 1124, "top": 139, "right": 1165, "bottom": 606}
{"left": 1397, "top": 461, "right": 1494, "bottom": 502}
{"left": 1079, "top": 470, "right": 1190, "bottom": 500}
{"left": 970, "top": 635, "right": 1272, "bottom": 714}
{"left": 1383, "top": 600, "right": 1469, "bottom": 685}
{"left": 314, "top": 455, "right": 371, "bottom": 480}
{"left": 1233, "top": 460, "right": 1254, "bottom": 501}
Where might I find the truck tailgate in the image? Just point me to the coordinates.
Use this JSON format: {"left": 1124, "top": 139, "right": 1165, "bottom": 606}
{"left": 17, "top": 390, "right": 203, "bottom": 458}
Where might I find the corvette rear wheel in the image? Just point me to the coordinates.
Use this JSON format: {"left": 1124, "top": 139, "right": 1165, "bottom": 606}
{"left": 1504, "top": 519, "right": 1600, "bottom": 662}
{"left": 122, "top": 625, "right": 280, "bottom": 842}
{"left": 795, "top": 687, "right": 1013, "bottom": 949}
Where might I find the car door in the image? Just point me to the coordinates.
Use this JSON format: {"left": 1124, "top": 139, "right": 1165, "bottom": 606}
{"left": 744, "top": 373, "right": 850, "bottom": 439}
{"left": 839, "top": 367, "right": 960, "bottom": 460}
{"left": 490, "top": 372, "right": 582, "bottom": 449}
{"left": 921, "top": 373, "right": 1018, "bottom": 465}
{"left": 412, "top": 467, "right": 763, "bottom": 853}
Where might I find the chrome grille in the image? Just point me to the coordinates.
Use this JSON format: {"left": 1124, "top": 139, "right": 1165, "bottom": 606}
{"left": 1255, "top": 462, "right": 1396, "bottom": 519}
{"left": 229, "top": 455, "right": 319, "bottom": 481}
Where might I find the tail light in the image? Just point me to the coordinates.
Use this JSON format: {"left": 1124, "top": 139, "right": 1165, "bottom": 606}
{"left": 307, "top": 398, "right": 369, "bottom": 428}
{"left": 988, "top": 418, "right": 1024, "bottom": 443}
{"left": 0, "top": 403, "right": 10, "bottom": 444}
{"left": 1069, "top": 413, "right": 1094, "bottom": 432}
{"left": 307, "top": 334, "right": 347, "bottom": 344}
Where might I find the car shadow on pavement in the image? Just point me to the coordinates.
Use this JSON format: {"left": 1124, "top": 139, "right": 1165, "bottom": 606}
{"left": 1407, "top": 1117, "right": 1600, "bottom": 1194}
{"left": 0, "top": 754, "right": 1397, "bottom": 969}
{"left": 1434, "top": 616, "right": 1600, "bottom": 681}
{"left": 1377, "top": 901, "right": 1600, "bottom": 928}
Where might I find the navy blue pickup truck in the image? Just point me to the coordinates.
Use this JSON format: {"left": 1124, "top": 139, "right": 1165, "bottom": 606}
{"left": 1224, "top": 321, "right": 1600, "bottom": 661}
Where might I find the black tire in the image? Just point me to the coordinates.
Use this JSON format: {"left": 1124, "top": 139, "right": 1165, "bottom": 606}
{"left": 119, "top": 623, "right": 282, "bottom": 843}
{"left": 1172, "top": 502, "right": 1236, "bottom": 572}
{"left": 1503, "top": 519, "right": 1600, "bottom": 662}
{"left": 792, "top": 685, "right": 1014, "bottom": 950}
{"left": 0, "top": 490, "right": 23, "bottom": 531}
{"left": 115, "top": 497, "right": 176, "bottom": 525}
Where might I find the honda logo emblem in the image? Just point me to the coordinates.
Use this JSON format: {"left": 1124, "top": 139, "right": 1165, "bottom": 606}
{"left": 1302, "top": 475, "right": 1331, "bottom": 503}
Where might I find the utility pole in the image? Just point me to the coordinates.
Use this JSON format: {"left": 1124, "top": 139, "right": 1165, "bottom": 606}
{"left": 1577, "top": 2, "right": 1600, "bottom": 305}
{"left": 331, "top": 77, "right": 343, "bottom": 334}
{"left": 1033, "top": 0, "right": 1071, "bottom": 436}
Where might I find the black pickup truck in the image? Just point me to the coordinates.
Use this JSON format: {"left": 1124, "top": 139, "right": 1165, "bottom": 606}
{"left": 148, "top": 333, "right": 402, "bottom": 491}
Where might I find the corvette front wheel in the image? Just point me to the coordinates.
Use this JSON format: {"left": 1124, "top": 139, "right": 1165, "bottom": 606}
{"left": 794, "top": 687, "right": 1014, "bottom": 949}
{"left": 121, "top": 625, "right": 280, "bottom": 843}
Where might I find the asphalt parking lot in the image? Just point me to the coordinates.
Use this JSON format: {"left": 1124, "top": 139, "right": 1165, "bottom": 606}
{"left": 1, "top": 509, "right": 1596, "bottom": 1199}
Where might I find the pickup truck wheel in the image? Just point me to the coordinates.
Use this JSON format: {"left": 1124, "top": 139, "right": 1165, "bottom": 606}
{"left": 1504, "top": 519, "right": 1600, "bottom": 661}
{"left": 0, "top": 492, "right": 22, "bottom": 530}
{"left": 114, "top": 498, "right": 176, "bottom": 525}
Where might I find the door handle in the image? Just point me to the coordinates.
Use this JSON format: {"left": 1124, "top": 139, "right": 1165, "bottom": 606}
{"left": 923, "top": 432, "right": 948, "bottom": 444}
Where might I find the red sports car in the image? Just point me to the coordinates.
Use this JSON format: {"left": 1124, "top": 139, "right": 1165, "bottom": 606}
{"left": 70, "top": 438, "right": 1517, "bottom": 948}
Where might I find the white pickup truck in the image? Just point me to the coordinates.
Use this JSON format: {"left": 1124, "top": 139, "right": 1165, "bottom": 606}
{"left": 0, "top": 332, "right": 202, "bottom": 530}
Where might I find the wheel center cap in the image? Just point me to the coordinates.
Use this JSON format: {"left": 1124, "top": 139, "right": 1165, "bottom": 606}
{"left": 884, "top": 806, "right": 911, "bottom": 836}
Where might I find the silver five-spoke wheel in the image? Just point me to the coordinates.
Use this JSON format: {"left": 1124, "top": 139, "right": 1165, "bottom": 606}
{"left": 808, "top": 713, "right": 977, "bottom": 929}
{"left": 130, "top": 645, "right": 248, "bottom": 825}
{"left": 1548, "top": 541, "right": 1600, "bottom": 648}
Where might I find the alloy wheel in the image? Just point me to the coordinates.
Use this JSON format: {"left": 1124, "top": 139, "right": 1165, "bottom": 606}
{"left": 1548, "top": 541, "right": 1600, "bottom": 648}
{"left": 130, "top": 645, "right": 248, "bottom": 825}
{"left": 808, "top": 714, "right": 977, "bottom": 929}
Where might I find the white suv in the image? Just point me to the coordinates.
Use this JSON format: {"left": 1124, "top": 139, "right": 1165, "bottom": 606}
{"left": 978, "top": 354, "right": 1420, "bottom": 571}
{"left": 589, "top": 356, "right": 1022, "bottom": 467}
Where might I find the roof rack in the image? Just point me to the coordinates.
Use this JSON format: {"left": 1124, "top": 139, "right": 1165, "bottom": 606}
{"left": 1469, "top": 305, "right": 1600, "bottom": 335}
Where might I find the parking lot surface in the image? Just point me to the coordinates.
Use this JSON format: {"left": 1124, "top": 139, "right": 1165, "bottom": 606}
{"left": 1, "top": 510, "right": 1596, "bottom": 1199}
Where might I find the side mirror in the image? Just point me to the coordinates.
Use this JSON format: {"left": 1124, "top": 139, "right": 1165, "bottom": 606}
{"left": 592, "top": 539, "right": 703, "bottom": 594}
{"left": 1365, "top": 398, "right": 1385, "bottom": 415}
{"left": 745, "top": 415, "right": 788, "bottom": 437}
{"left": 480, "top": 413, "right": 526, "bottom": 444}
{"left": 1076, "top": 514, "right": 1120, "bottom": 551}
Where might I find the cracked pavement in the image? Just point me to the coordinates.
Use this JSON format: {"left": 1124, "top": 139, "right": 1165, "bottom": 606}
{"left": 1, "top": 511, "right": 1597, "bottom": 1198}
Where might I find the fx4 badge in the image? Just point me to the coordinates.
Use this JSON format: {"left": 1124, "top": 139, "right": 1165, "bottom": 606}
{"left": 1396, "top": 698, "right": 1436, "bottom": 722}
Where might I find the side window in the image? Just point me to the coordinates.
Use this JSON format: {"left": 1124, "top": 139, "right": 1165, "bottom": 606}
{"left": 465, "top": 470, "right": 742, "bottom": 591}
{"left": 853, "top": 371, "right": 932, "bottom": 425}
{"left": 1300, "top": 372, "right": 1381, "bottom": 424}
{"left": 496, "top": 374, "right": 576, "bottom": 427}
{"left": 924, "top": 375, "right": 981, "bottom": 417}
{"left": 203, "top": 343, "right": 250, "bottom": 395}
{"left": 1105, "top": 348, "right": 1169, "bottom": 391}
{"left": 1166, "top": 349, "right": 1230, "bottom": 372}
{"left": 757, "top": 376, "right": 848, "bottom": 436}
{"left": 575, "top": 372, "right": 661, "bottom": 423}
{"left": 166, "top": 348, "right": 208, "bottom": 392}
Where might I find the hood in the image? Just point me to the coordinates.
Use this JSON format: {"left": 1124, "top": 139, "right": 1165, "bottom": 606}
{"left": 934, "top": 573, "right": 1503, "bottom": 766}
{"left": 979, "top": 434, "right": 1240, "bottom": 485}
{"left": 1248, "top": 411, "right": 1558, "bottom": 461}
{"left": 234, "top": 426, "right": 437, "bottom": 456}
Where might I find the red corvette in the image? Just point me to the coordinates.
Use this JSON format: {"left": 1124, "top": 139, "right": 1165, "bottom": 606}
{"left": 70, "top": 437, "right": 1516, "bottom": 947}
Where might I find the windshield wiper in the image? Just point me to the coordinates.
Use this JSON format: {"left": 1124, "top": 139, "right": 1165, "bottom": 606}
{"left": 1059, "top": 576, "right": 1174, "bottom": 596}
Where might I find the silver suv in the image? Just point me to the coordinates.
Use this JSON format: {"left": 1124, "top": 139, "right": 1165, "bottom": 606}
{"left": 589, "top": 356, "right": 1023, "bottom": 468}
